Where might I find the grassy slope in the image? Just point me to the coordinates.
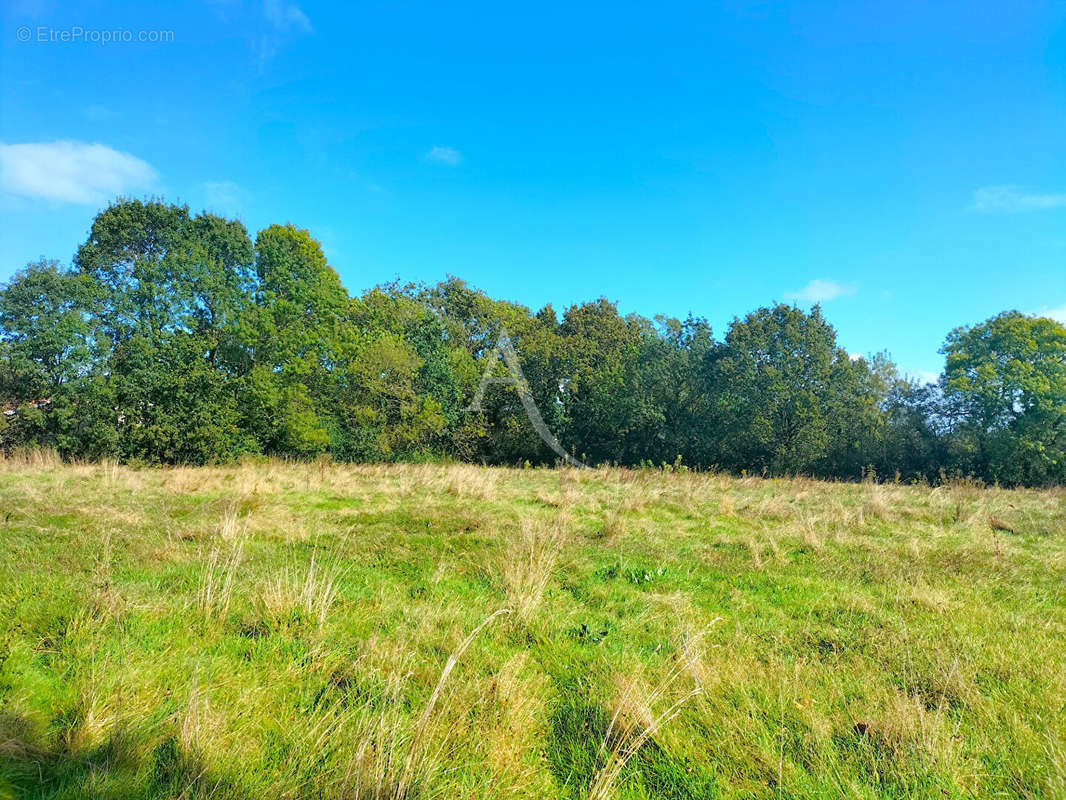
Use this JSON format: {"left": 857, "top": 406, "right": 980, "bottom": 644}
{"left": 0, "top": 459, "right": 1064, "bottom": 799}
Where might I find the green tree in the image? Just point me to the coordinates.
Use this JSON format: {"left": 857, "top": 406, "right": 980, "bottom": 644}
{"left": 649, "top": 314, "right": 716, "bottom": 465}
{"left": 342, "top": 287, "right": 453, "bottom": 460}
{"left": 942, "top": 311, "right": 1066, "bottom": 485}
{"left": 0, "top": 260, "right": 101, "bottom": 455}
{"left": 76, "top": 199, "right": 191, "bottom": 342}
{"left": 877, "top": 378, "right": 950, "bottom": 483}
{"left": 816, "top": 352, "right": 893, "bottom": 480}
{"left": 73, "top": 200, "right": 257, "bottom": 462}
{"left": 711, "top": 304, "right": 873, "bottom": 476}
{"left": 418, "top": 278, "right": 566, "bottom": 465}
{"left": 0, "top": 259, "right": 95, "bottom": 401}
{"left": 237, "top": 224, "right": 348, "bottom": 456}
{"left": 247, "top": 223, "right": 350, "bottom": 380}
{"left": 240, "top": 365, "right": 330, "bottom": 458}
{"left": 557, "top": 299, "right": 666, "bottom": 465}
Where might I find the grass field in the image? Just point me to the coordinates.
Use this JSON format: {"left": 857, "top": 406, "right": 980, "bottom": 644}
{"left": 1, "top": 457, "right": 1064, "bottom": 799}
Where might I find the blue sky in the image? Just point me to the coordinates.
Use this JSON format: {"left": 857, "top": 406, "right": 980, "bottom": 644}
{"left": 1, "top": 0, "right": 1064, "bottom": 380}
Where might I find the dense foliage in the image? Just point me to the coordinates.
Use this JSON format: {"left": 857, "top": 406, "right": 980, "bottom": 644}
{"left": 2, "top": 200, "right": 1064, "bottom": 485}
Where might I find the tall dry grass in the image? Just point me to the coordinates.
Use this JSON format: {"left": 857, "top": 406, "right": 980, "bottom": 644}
{"left": 0, "top": 446, "right": 62, "bottom": 470}
{"left": 337, "top": 608, "right": 513, "bottom": 800}
{"left": 588, "top": 647, "right": 703, "bottom": 800}
{"left": 260, "top": 546, "right": 346, "bottom": 627}
{"left": 503, "top": 519, "right": 565, "bottom": 622}
{"left": 197, "top": 542, "right": 244, "bottom": 622}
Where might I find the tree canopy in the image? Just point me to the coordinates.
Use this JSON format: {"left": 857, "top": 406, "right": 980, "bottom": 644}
{"left": 941, "top": 312, "right": 1066, "bottom": 485}
{"left": 2, "top": 199, "right": 1063, "bottom": 486}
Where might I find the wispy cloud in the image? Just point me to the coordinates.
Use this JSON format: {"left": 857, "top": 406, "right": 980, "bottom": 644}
{"left": 202, "top": 180, "right": 245, "bottom": 213}
{"left": 253, "top": 0, "right": 312, "bottom": 69}
{"left": 1031, "top": 304, "right": 1066, "bottom": 325}
{"left": 907, "top": 370, "right": 940, "bottom": 386}
{"left": 972, "top": 185, "right": 1066, "bottom": 213}
{"left": 0, "top": 140, "right": 156, "bottom": 204}
{"left": 425, "top": 146, "right": 463, "bottom": 166}
{"left": 263, "top": 0, "right": 312, "bottom": 33}
{"left": 785, "top": 279, "right": 856, "bottom": 304}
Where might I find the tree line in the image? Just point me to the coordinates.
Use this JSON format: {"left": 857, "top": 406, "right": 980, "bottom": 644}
{"left": 1, "top": 199, "right": 1064, "bottom": 485}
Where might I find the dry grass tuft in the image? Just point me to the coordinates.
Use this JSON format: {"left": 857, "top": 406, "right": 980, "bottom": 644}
{"left": 719, "top": 492, "right": 735, "bottom": 517}
{"left": 0, "top": 447, "right": 62, "bottom": 470}
{"left": 503, "top": 520, "right": 565, "bottom": 622}
{"left": 754, "top": 493, "right": 793, "bottom": 521}
{"left": 745, "top": 536, "right": 765, "bottom": 569}
{"left": 483, "top": 652, "right": 550, "bottom": 792}
{"left": 588, "top": 648, "right": 702, "bottom": 800}
{"left": 800, "top": 518, "right": 823, "bottom": 553}
{"left": 260, "top": 547, "right": 346, "bottom": 627}
{"left": 341, "top": 608, "right": 513, "bottom": 800}
{"left": 101, "top": 458, "right": 122, "bottom": 486}
{"left": 445, "top": 465, "right": 503, "bottom": 500}
{"left": 863, "top": 688, "right": 963, "bottom": 770}
{"left": 197, "top": 542, "right": 244, "bottom": 622}
{"left": 219, "top": 503, "right": 245, "bottom": 542}
{"left": 597, "top": 510, "right": 626, "bottom": 542}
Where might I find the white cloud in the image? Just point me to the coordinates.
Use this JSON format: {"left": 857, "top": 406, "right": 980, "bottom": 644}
{"left": 425, "top": 146, "right": 463, "bottom": 166}
{"left": 972, "top": 185, "right": 1066, "bottom": 213}
{"left": 202, "top": 180, "right": 244, "bottom": 212}
{"left": 907, "top": 370, "right": 940, "bottom": 386}
{"left": 1031, "top": 304, "right": 1066, "bottom": 325}
{"left": 785, "top": 278, "right": 856, "bottom": 304}
{"left": 0, "top": 140, "right": 157, "bottom": 204}
{"left": 263, "top": 0, "right": 312, "bottom": 33}
{"left": 254, "top": 0, "right": 312, "bottom": 70}
{"left": 903, "top": 371, "right": 938, "bottom": 386}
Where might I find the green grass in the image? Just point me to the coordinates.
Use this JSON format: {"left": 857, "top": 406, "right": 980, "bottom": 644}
{"left": 1, "top": 459, "right": 1065, "bottom": 799}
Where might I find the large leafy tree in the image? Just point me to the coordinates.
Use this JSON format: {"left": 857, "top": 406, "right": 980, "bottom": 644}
{"left": 340, "top": 288, "right": 449, "bottom": 460}
{"left": 942, "top": 311, "right": 1066, "bottom": 485}
{"left": 648, "top": 314, "right": 716, "bottom": 465}
{"left": 73, "top": 200, "right": 257, "bottom": 462}
{"left": 238, "top": 223, "right": 350, "bottom": 456}
{"left": 0, "top": 260, "right": 100, "bottom": 454}
{"left": 877, "top": 378, "right": 951, "bottom": 483}
{"left": 76, "top": 200, "right": 189, "bottom": 342}
{"left": 239, "top": 224, "right": 450, "bottom": 461}
{"left": 816, "top": 351, "right": 893, "bottom": 480}
{"left": 418, "top": 277, "right": 568, "bottom": 465}
{"left": 556, "top": 299, "right": 667, "bottom": 464}
{"left": 0, "top": 260, "right": 95, "bottom": 400}
{"left": 76, "top": 199, "right": 255, "bottom": 345}
{"left": 710, "top": 304, "right": 878, "bottom": 476}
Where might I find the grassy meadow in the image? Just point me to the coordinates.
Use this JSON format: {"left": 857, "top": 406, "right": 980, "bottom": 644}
{"left": 1, "top": 457, "right": 1065, "bottom": 799}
